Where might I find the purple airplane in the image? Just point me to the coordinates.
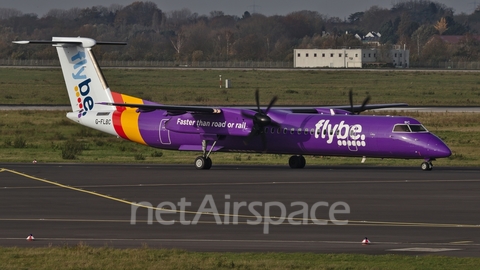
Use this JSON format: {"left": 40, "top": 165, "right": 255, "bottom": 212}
{"left": 13, "top": 37, "right": 451, "bottom": 170}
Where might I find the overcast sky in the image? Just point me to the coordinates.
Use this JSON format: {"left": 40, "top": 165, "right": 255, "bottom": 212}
{"left": 1, "top": 0, "right": 477, "bottom": 18}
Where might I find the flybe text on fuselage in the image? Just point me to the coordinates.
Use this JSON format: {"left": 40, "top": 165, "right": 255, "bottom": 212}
{"left": 314, "top": 119, "right": 366, "bottom": 147}
{"left": 71, "top": 51, "right": 94, "bottom": 118}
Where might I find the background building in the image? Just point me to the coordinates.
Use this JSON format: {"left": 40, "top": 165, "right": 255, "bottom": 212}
{"left": 294, "top": 48, "right": 409, "bottom": 68}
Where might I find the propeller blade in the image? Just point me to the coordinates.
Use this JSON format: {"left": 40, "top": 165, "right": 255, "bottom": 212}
{"left": 265, "top": 96, "right": 278, "bottom": 114}
{"left": 255, "top": 89, "right": 260, "bottom": 113}
{"left": 243, "top": 126, "right": 258, "bottom": 145}
{"left": 261, "top": 132, "right": 267, "bottom": 151}
{"left": 359, "top": 96, "right": 371, "bottom": 114}
{"left": 349, "top": 90, "right": 354, "bottom": 113}
{"left": 349, "top": 90, "right": 371, "bottom": 114}
{"left": 244, "top": 90, "right": 280, "bottom": 150}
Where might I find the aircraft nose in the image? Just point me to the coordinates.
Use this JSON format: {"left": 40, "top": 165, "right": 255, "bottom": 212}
{"left": 430, "top": 140, "right": 452, "bottom": 158}
{"left": 438, "top": 143, "right": 452, "bottom": 158}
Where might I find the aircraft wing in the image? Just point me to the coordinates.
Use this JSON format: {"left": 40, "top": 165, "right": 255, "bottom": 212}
{"left": 98, "top": 102, "right": 222, "bottom": 114}
{"left": 99, "top": 102, "right": 407, "bottom": 115}
{"left": 288, "top": 103, "right": 409, "bottom": 113}
{"left": 225, "top": 103, "right": 408, "bottom": 113}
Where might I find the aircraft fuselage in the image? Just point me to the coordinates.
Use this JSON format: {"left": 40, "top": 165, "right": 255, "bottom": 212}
{"left": 69, "top": 108, "right": 451, "bottom": 161}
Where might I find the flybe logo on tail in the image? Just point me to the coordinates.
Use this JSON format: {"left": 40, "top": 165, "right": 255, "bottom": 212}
{"left": 71, "top": 51, "right": 94, "bottom": 118}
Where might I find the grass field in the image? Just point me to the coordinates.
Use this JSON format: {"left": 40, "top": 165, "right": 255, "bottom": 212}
{"left": 1, "top": 68, "right": 480, "bottom": 106}
{"left": 1, "top": 245, "right": 479, "bottom": 270}
{"left": 0, "top": 111, "right": 480, "bottom": 166}
{"left": 0, "top": 110, "right": 479, "bottom": 166}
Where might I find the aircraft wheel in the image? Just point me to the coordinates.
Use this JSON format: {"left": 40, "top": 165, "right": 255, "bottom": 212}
{"left": 421, "top": 161, "right": 432, "bottom": 171}
{"left": 195, "top": 156, "right": 206, "bottom": 170}
{"left": 204, "top": 157, "right": 212, "bottom": 170}
{"left": 288, "top": 156, "right": 297, "bottom": 168}
{"left": 299, "top": 155, "right": 306, "bottom": 168}
{"left": 289, "top": 155, "right": 305, "bottom": 169}
{"left": 195, "top": 156, "right": 212, "bottom": 170}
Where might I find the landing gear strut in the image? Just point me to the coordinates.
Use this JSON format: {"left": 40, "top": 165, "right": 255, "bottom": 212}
{"left": 421, "top": 160, "right": 433, "bottom": 171}
{"left": 289, "top": 155, "right": 306, "bottom": 169}
{"left": 195, "top": 139, "right": 216, "bottom": 170}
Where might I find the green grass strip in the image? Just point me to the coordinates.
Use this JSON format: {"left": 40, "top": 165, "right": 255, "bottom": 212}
{"left": 1, "top": 246, "right": 480, "bottom": 269}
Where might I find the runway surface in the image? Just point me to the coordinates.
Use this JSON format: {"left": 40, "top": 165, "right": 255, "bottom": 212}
{"left": 1, "top": 163, "right": 479, "bottom": 257}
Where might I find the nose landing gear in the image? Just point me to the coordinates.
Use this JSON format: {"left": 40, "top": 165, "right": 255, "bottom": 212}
{"left": 421, "top": 159, "right": 434, "bottom": 171}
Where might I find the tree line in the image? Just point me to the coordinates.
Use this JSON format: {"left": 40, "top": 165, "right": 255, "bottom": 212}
{"left": 1, "top": 0, "right": 480, "bottom": 63}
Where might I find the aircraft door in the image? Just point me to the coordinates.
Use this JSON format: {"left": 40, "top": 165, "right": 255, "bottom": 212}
{"left": 159, "top": 119, "right": 171, "bottom": 145}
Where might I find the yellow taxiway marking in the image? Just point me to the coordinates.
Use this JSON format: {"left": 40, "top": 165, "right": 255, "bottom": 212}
{"left": 2, "top": 168, "right": 480, "bottom": 229}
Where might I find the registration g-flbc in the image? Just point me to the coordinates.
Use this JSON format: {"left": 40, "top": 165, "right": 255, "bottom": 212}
{"left": 95, "top": 118, "right": 111, "bottom": 125}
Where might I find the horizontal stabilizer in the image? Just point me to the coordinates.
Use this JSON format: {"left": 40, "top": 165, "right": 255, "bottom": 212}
{"left": 13, "top": 38, "right": 126, "bottom": 48}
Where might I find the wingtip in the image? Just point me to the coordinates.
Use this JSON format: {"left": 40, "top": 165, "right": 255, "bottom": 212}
{"left": 12, "top": 41, "right": 29, "bottom": 44}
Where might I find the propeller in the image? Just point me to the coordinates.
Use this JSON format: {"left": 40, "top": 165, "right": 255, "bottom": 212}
{"left": 349, "top": 90, "right": 371, "bottom": 115}
{"left": 242, "top": 90, "right": 278, "bottom": 151}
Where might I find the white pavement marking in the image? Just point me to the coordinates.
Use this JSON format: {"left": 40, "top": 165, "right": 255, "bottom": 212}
{"left": 387, "top": 247, "right": 462, "bottom": 252}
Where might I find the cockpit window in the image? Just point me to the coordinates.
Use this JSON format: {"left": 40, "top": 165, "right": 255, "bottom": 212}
{"left": 393, "top": 124, "right": 428, "bottom": 133}
{"left": 393, "top": 124, "right": 410, "bottom": 132}
{"left": 409, "top": 124, "right": 427, "bottom": 132}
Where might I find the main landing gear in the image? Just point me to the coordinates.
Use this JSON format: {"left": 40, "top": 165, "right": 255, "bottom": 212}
{"left": 421, "top": 159, "right": 434, "bottom": 171}
{"left": 289, "top": 155, "right": 306, "bottom": 169}
{"left": 195, "top": 139, "right": 216, "bottom": 170}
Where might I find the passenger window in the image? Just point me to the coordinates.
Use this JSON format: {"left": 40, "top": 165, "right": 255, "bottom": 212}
{"left": 310, "top": 128, "right": 315, "bottom": 135}
{"left": 297, "top": 128, "right": 302, "bottom": 135}
{"left": 290, "top": 128, "right": 295, "bottom": 135}
{"left": 304, "top": 128, "right": 309, "bottom": 135}
{"left": 283, "top": 128, "right": 287, "bottom": 134}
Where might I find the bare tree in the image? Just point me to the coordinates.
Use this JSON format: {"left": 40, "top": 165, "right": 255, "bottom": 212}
{"left": 434, "top": 17, "right": 448, "bottom": 35}
{"left": 170, "top": 32, "right": 185, "bottom": 59}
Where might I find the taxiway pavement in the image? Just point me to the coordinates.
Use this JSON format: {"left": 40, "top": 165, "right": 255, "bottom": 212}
{"left": 1, "top": 163, "right": 479, "bottom": 257}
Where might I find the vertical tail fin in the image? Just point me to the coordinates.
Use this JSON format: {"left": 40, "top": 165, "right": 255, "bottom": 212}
{"left": 54, "top": 37, "right": 115, "bottom": 115}
{"left": 13, "top": 37, "right": 126, "bottom": 117}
